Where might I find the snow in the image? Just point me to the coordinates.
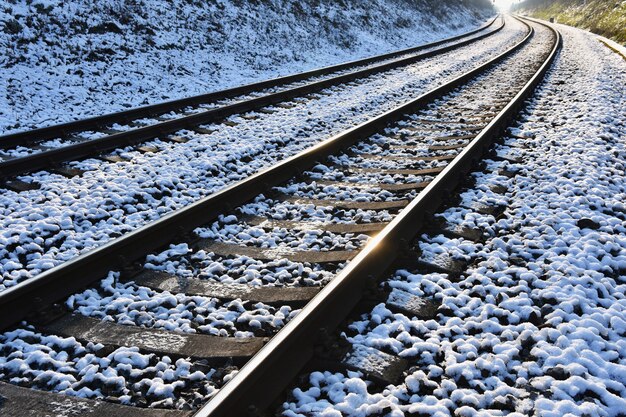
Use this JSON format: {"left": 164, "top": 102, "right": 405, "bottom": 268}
{"left": 282, "top": 20, "right": 626, "bottom": 417}
{"left": 1, "top": 4, "right": 624, "bottom": 414}
{"left": 0, "top": 0, "right": 493, "bottom": 134}
{"left": 0, "top": 16, "right": 527, "bottom": 291}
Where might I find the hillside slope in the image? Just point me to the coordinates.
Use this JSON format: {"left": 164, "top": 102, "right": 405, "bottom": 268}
{"left": 513, "top": 0, "right": 626, "bottom": 44}
{"left": 0, "top": 0, "right": 493, "bottom": 134}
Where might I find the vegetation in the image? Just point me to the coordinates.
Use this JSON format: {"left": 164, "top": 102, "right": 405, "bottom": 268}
{"left": 513, "top": 0, "right": 626, "bottom": 44}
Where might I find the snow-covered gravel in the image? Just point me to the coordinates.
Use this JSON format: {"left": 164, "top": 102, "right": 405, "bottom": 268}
{"left": 281, "top": 21, "right": 626, "bottom": 417}
{"left": 68, "top": 273, "right": 297, "bottom": 338}
{"left": 42, "top": 19, "right": 505, "bottom": 145}
{"left": 42, "top": 23, "right": 555, "bottom": 410}
{"left": 0, "top": 0, "right": 493, "bottom": 134}
{"left": 206, "top": 23, "right": 501, "bottom": 107}
{"left": 0, "top": 18, "right": 501, "bottom": 162}
{"left": 0, "top": 17, "right": 529, "bottom": 290}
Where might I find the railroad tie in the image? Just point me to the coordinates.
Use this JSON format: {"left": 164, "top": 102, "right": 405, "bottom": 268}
{"left": 243, "top": 215, "right": 388, "bottom": 234}
{"left": 492, "top": 98, "right": 514, "bottom": 104}
{"left": 193, "top": 127, "right": 216, "bottom": 135}
{"left": 131, "top": 270, "right": 320, "bottom": 306}
{"left": 488, "top": 170, "right": 516, "bottom": 194}
{"left": 385, "top": 288, "right": 441, "bottom": 319}
{"left": 414, "top": 117, "right": 489, "bottom": 125}
{"left": 460, "top": 201, "right": 507, "bottom": 217}
{"left": 387, "top": 143, "right": 462, "bottom": 152}
{"left": 100, "top": 154, "right": 129, "bottom": 163}
{"left": 396, "top": 249, "right": 467, "bottom": 277}
{"left": 195, "top": 240, "right": 356, "bottom": 263}
{"left": 428, "top": 142, "right": 470, "bottom": 151}
{"left": 40, "top": 314, "right": 263, "bottom": 361}
{"left": 493, "top": 153, "right": 524, "bottom": 164}
{"left": 155, "top": 115, "right": 177, "bottom": 122}
{"left": 498, "top": 167, "right": 520, "bottom": 178}
{"left": 50, "top": 166, "right": 85, "bottom": 178}
{"left": 274, "top": 102, "right": 297, "bottom": 109}
{"left": 428, "top": 133, "right": 477, "bottom": 142}
{"left": 341, "top": 345, "right": 409, "bottom": 385}
{"left": 489, "top": 183, "right": 509, "bottom": 194}
{"left": 23, "top": 143, "right": 52, "bottom": 152}
{"left": 395, "top": 125, "right": 483, "bottom": 134}
{"left": 0, "top": 381, "right": 190, "bottom": 417}
{"left": 101, "top": 128, "right": 126, "bottom": 135}
{"left": 136, "top": 145, "right": 160, "bottom": 153}
{"left": 388, "top": 134, "right": 473, "bottom": 149}
{"left": 395, "top": 125, "right": 435, "bottom": 133}
{"left": 427, "top": 218, "right": 486, "bottom": 243}
{"left": 506, "top": 129, "right": 534, "bottom": 139}
{"left": 506, "top": 141, "right": 531, "bottom": 150}
{"left": 3, "top": 179, "right": 40, "bottom": 192}
{"left": 164, "top": 135, "right": 189, "bottom": 143}
{"left": 456, "top": 125, "right": 485, "bottom": 132}
{"left": 258, "top": 108, "right": 278, "bottom": 115}
{"left": 273, "top": 193, "right": 410, "bottom": 210}
{"left": 341, "top": 166, "right": 444, "bottom": 176}
{"left": 312, "top": 179, "right": 431, "bottom": 192}
{"left": 356, "top": 153, "right": 458, "bottom": 162}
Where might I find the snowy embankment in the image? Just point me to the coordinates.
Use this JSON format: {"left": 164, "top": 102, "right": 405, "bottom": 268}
{"left": 0, "top": 17, "right": 525, "bottom": 291}
{"left": 282, "top": 23, "right": 626, "bottom": 416}
{"left": 0, "top": 0, "right": 492, "bottom": 134}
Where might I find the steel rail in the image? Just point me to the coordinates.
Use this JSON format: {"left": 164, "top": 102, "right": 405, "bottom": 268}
{"left": 0, "top": 19, "right": 532, "bottom": 334}
{"left": 193, "top": 17, "right": 561, "bottom": 417}
{"left": 0, "top": 16, "right": 498, "bottom": 149}
{"left": 0, "top": 18, "right": 505, "bottom": 179}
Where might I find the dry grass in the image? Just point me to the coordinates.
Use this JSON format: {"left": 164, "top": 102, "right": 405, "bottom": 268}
{"left": 515, "top": 0, "right": 626, "bottom": 44}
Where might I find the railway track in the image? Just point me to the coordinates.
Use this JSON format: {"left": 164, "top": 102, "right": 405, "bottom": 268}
{"left": 0, "top": 17, "right": 503, "bottom": 185}
{"left": 0, "top": 16, "right": 560, "bottom": 417}
{"left": 0, "top": 16, "right": 531, "bottom": 291}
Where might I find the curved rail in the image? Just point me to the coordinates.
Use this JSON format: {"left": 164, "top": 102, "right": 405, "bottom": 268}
{"left": 193, "top": 17, "right": 561, "bottom": 417}
{"left": 0, "top": 15, "right": 562, "bottom": 417}
{"left": 0, "top": 17, "right": 505, "bottom": 179}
